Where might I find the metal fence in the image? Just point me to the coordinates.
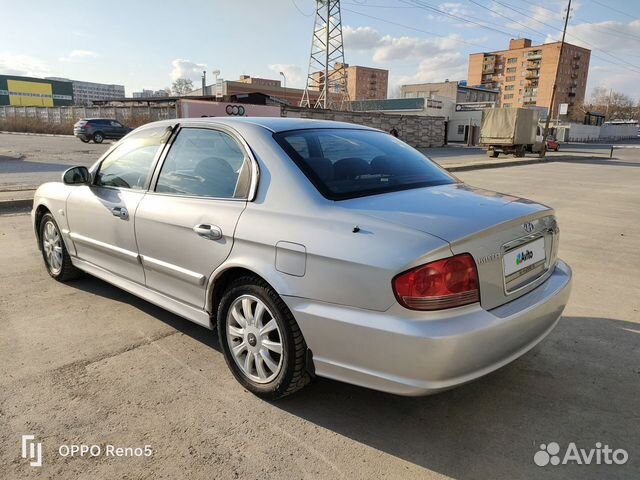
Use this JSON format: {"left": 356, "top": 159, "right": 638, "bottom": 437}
{"left": 0, "top": 105, "right": 177, "bottom": 124}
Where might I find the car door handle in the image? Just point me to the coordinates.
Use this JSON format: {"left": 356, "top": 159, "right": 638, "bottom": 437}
{"left": 193, "top": 224, "right": 222, "bottom": 240}
{"left": 111, "top": 206, "right": 129, "bottom": 220}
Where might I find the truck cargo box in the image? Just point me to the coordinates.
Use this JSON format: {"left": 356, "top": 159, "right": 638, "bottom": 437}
{"left": 480, "top": 108, "right": 539, "bottom": 146}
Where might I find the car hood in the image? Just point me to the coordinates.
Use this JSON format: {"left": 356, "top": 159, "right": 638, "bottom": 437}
{"left": 338, "top": 183, "right": 552, "bottom": 243}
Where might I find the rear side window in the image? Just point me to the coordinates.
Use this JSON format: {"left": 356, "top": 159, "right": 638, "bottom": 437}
{"left": 94, "top": 126, "right": 169, "bottom": 189}
{"left": 274, "top": 129, "right": 455, "bottom": 200}
{"left": 155, "top": 128, "right": 249, "bottom": 199}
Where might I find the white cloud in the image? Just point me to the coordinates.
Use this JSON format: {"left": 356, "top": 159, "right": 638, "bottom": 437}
{"left": 545, "top": 19, "right": 640, "bottom": 53}
{"left": 69, "top": 50, "right": 97, "bottom": 58}
{"left": 393, "top": 52, "right": 468, "bottom": 87}
{"left": 59, "top": 49, "right": 98, "bottom": 62}
{"left": 267, "top": 63, "right": 305, "bottom": 88}
{"left": 438, "top": 2, "right": 471, "bottom": 17}
{"left": 343, "top": 26, "right": 382, "bottom": 50}
{"left": 343, "top": 25, "right": 466, "bottom": 64}
{"left": 0, "top": 53, "right": 50, "bottom": 77}
{"left": 170, "top": 59, "right": 208, "bottom": 83}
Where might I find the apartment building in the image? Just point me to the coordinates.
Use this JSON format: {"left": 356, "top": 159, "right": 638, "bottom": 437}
{"left": 311, "top": 64, "right": 389, "bottom": 101}
{"left": 468, "top": 38, "right": 590, "bottom": 118}
{"left": 47, "top": 77, "right": 125, "bottom": 105}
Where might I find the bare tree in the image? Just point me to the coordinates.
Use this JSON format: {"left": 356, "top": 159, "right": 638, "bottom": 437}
{"left": 581, "top": 87, "right": 639, "bottom": 121}
{"left": 171, "top": 78, "right": 194, "bottom": 96}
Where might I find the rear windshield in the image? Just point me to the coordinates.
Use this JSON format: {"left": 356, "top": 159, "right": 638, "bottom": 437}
{"left": 274, "top": 129, "right": 455, "bottom": 200}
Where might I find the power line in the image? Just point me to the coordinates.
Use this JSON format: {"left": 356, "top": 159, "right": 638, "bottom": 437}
{"left": 589, "top": 0, "right": 640, "bottom": 22}
{"left": 511, "top": 0, "right": 640, "bottom": 42}
{"left": 341, "top": 6, "right": 496, "bottom": 50}
{"left": 401, "top": 0, "right": 524, "bottom": 38}
{"left": 489, "top": 0, "right": 640, "bottom": 74}
{"left": 466, "top": 0, "right": 550, "bottom": 42}
{"left": 291, "top": 0, "right": 314, "bottom": 17}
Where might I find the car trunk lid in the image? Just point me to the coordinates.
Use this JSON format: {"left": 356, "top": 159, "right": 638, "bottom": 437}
{"left": 339, "top": 183, "right": 559, "bottom": 310}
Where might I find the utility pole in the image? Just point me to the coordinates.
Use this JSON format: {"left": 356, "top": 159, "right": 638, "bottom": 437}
{"left": 300, "top": 0, "right": 350, "bottom": 110}
{"left": 201, "top": 70, "right": 207, "bottom": 97}
{"left": 541, "top": 0, "right": 571, "bottom": 155}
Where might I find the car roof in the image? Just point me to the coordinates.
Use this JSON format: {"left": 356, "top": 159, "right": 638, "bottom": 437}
{"left": 142, "top": 116, "right": 377, "bottom": 134}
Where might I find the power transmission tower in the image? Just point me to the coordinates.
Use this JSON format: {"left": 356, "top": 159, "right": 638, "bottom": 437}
{"left": 300, "top": 0, "right": 350, "bottom": 110}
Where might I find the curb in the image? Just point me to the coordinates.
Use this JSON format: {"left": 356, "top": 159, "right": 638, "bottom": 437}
{"left": 0, "top": 131, "right": 74, "bottom": 138}
{"left": 0, "top": 198, "right": 33, "bottom": 212}
{"left": 442, "top": 154, "right": 603, "bottom": 172}
{"left": 444, "top": 157, "right": 550, "bottom": 172}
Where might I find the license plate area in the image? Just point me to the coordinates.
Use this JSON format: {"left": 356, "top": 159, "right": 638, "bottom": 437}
{"left": 502, "top": 236, "right": 547, "bottom": 293}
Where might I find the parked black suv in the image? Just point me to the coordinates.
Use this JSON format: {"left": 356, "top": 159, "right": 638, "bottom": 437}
{"left": 73, "top": 118, "right": 132, "bottom": 143}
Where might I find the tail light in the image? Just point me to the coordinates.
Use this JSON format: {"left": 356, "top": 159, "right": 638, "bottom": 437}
{"left": 392, "top": 253, "right": 480, "bottom": 310}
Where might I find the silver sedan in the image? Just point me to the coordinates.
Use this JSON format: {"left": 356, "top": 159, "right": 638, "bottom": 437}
{"left": 32, "top": 117, "right": 572, "bottom": 398}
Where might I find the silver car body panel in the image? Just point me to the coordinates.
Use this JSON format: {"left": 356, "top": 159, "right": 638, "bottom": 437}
{"left": 32, "top": 117, "right": 572, "bottom": 395}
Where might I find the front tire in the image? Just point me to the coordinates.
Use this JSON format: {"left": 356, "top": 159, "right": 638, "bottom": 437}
{"left": 92, "top": 132, "right": 104, "bottom": 143}
{"left": 79, "top": 137, "right": 89, "bottom": 143}
{"left": 217, "top": 276, "right": 310, "bottom": 399}
{"left": 39, "top": 213, "right": 81, "bottom": 281}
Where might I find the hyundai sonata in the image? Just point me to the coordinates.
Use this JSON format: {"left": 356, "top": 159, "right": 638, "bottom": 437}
{"left": 32, "top": 117, "right": 572, "bottom": 398}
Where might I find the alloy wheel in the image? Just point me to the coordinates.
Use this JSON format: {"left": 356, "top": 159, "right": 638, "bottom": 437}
{"left": 226, "top": 295, "right": 283, "bottom": 383}
{"left": 42, "top": 220, "right": 63, "bottom": 275}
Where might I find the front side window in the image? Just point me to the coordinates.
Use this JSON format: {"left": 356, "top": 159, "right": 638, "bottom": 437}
{"left": 275, "top": 129, "right": 455, "bottom": 200}
{"left": 155, "top": 128, "right": 248, "bottom": 199}
{"left": 94, "top": 126, "right": 169, "bottom": 189}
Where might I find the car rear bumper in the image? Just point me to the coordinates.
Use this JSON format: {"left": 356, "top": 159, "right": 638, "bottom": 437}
{"left": 283, "top": 259, "right": 572, "bottom": 396}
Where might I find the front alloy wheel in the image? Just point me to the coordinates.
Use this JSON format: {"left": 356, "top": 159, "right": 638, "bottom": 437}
{"left": 39, "top": 213, "right": 81, "bottom": 281}
{"left": 42, "top": 219, "right": 63, "bottom": 275}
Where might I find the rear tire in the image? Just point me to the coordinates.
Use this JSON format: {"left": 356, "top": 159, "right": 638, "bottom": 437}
{"left": 92, "top": 132, "right": 104, "bottom": 143}
{"left": 217, "top": 275, "right": 310, "bottom": 399}
{"left": 39, "top": 213, "right": 81, "bottom": 282}
{"left": 487, "top": 150, "right": 499, "bottom": 158}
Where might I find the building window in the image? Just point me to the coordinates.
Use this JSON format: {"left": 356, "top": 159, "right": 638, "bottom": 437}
{"left": 506, "top": 75, "right": 516, "bottom": 82}
{"left": 506, "top": 67, "right": 516, "bottom": 73}
{"left": 505, "top": 85, "right": 514, "bottom": 91}
{"left": 503, "top": 103, "right": 512, "bottom": 107}
{"left": 457, "top": 125, "right": 465, "bottom": 135}
{"left": 507, "top": 57, "right": 517, "bottom": 63}
{"left": 504, "top": 94, "right": 514, "bottom": 99}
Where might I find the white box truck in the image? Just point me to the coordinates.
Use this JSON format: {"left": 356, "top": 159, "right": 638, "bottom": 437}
{"left": 480, "top": 108, "right": 543, "bottom": 157}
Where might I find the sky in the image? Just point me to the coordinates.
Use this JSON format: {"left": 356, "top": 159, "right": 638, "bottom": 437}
{"left": 1, "top": 0, "right": 639, "bottom": 100}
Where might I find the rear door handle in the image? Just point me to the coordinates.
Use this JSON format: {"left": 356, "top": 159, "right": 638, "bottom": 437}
{"left": 193, "top": 224, "right": 222, "bottom": 240}
{"left": 111, "top": 206, "right": 129, "bottom": 220}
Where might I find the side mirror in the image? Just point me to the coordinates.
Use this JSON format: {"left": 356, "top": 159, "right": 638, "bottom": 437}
{"left": 62, "top": 166, "right": 91, "bottom": 185}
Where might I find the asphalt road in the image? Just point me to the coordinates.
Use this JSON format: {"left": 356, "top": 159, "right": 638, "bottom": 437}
{"left": 2, "top": 132, "right": 637, "bottom": 190}
{"left": 1, "top": 154, "right": 639, "bottom": 479}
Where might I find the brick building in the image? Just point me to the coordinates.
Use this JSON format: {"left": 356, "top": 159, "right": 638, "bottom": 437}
{"left": 468, "top": 38, "right": 590, "bottom": 118}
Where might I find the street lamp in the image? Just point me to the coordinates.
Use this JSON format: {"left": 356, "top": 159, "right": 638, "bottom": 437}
{"left": 279, "top": 71, "right": 287, "bottom": 105}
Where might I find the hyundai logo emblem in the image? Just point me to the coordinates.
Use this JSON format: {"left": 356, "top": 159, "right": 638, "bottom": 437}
{"left": 523, "top": 222, "right": 535, "bottom": 233}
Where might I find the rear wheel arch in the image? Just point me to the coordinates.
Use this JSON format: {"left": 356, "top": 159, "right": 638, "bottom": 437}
{"left": 209, "top": 267, "right": 277, "bottom": 319}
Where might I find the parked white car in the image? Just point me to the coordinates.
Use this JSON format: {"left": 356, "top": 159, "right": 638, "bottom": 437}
{"left": 32, "top": 118, "right": 572, "bottom": 398}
